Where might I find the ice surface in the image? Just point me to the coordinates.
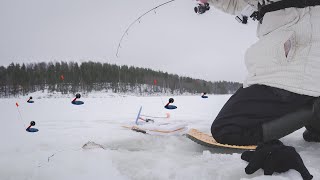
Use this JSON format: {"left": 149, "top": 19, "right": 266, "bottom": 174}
{"left": 1, "top": 93, "right": 319, "bottom": 180}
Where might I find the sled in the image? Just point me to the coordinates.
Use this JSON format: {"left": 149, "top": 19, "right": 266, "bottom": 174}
{"left": 123, "top": 106, "right": 186, "bottom": 135}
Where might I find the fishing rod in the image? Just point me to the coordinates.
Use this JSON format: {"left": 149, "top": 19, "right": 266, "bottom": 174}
{"left": 116, "top": 0, "right": 177, "bottom": 57}
{"left": 15, "top": 102, "right": 26, "bottom": 128}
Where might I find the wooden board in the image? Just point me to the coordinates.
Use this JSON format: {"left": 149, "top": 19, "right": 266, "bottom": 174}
{"left": 186, "top": 128, "right": 256, "bottom": 150}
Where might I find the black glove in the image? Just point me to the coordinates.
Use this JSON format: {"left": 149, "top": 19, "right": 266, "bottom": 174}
{"left": 241, "top": 139, "right": 313, "bottom": 180}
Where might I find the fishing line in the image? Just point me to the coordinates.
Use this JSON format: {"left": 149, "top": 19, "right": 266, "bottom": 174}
{"left": 116, "top": 0, "right": 177, "bottom": 57}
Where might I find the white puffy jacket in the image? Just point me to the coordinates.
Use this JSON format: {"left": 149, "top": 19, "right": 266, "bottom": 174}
{"left": 208, "top": 0, "right": 320, "bottom": 97}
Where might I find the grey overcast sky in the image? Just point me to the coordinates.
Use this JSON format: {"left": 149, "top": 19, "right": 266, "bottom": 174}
{"left": 0, "top": 0, "right": 258, "bottom": 82}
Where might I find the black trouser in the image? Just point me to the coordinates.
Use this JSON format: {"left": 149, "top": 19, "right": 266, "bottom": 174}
{"left": 211, "top": 84, "right": 316, "bottom": 146}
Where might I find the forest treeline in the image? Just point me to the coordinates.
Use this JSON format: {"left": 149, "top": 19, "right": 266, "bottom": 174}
{"left": 0, "top": 61, "right": 242, "bottom": 97}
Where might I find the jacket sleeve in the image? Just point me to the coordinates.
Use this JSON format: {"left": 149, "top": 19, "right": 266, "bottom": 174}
{"left": 207, "top": 0, "right": 251, "bottom": 15}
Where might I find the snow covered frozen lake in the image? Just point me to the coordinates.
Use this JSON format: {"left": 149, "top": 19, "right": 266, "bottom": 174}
{"left": 1, "top": 93, "right": 319, "bottom": 180}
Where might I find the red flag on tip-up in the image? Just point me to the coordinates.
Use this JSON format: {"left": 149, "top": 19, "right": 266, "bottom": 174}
{"left": 16, "top": 102, "right": 19, "bottom": 107}
{"left": 153, "top": 79, "right": 157, "bottom": 85}
{"left": 60, "top": 75, "right": 64, "bottom": 81}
